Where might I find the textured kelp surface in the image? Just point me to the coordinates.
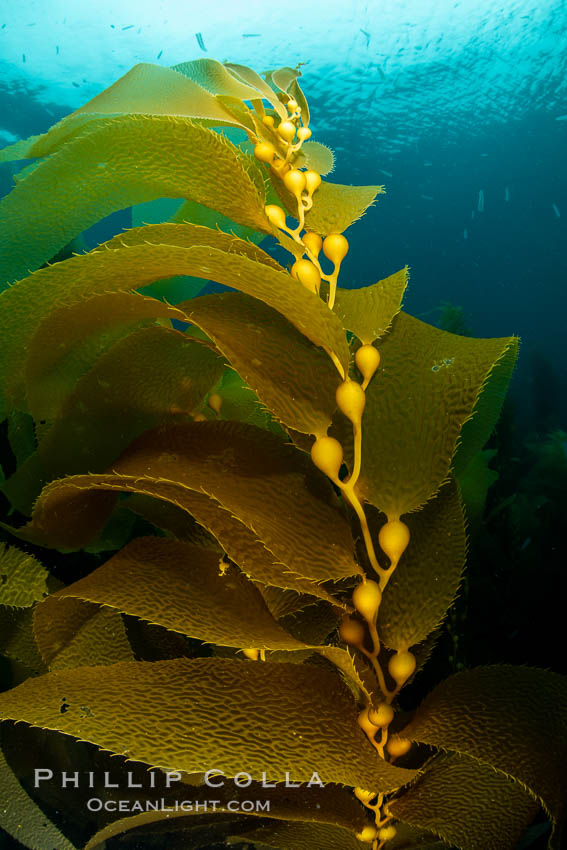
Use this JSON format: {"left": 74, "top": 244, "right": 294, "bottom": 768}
{"left": 0, "top": 56, "right": 562, "bottom": 850}
{"left": 377, "top": 480, "right": 466, "bottom": 650}
{"left": 402, "top": 666, "right": 567, "bottom": 840}
{"left": 0, "top": 659, "right": 416, "bottom": 791}
{"left": 389, "top": 752, "right": 539, "bottom": 850}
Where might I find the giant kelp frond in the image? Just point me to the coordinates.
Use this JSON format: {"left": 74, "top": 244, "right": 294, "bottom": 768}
{"left": 173, "top": 58, "right": 273, "bottom": 105}
{"left": 180, "top": 292, "right": 340, "bottom": 435}
{"left": 98, "top": 220, "right": 283, "bottom": 265}
{"left": 0, "top": 56, "right": 562, "bottom": 850}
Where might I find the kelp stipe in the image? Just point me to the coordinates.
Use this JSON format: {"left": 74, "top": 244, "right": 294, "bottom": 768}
{"left": 0, "top": 59, "right": 565, "bottom": 850}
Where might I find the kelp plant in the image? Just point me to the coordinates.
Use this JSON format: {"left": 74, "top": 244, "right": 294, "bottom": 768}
{"left": 0, "top": 59, "right": 565, "bottom": 850}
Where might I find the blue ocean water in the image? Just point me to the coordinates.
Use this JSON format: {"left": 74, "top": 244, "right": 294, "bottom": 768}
{"left": 1, "top": 0, "right": 565, "bottom": 429}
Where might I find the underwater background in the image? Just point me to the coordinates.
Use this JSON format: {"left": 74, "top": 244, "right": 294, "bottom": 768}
{"left": 0, "top": 2, "right": 566, "bottom": 848}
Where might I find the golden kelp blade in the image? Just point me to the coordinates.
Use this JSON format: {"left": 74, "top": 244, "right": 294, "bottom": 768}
{"left": 0, "top": 62, "right": 250, "bottom": 164}
{"left": 16, "top": 422, "right": 361, "bottom": 584}
{"left": 214, "top": 369, "right": 287, "bottom": 435}
{"left": 33, "top": 537, "right": 371, "bottom": 696}
{"left": 8, "top": 471, "right": 343, "bottom": 604}
{"left": 335, "top": 267, "right": 409, "bottom": 344}
{"left": 274, "top": 177, "right": 384, "bottom": 236}
{"left": 374, "top": 822, "right": 449, "bottom": 849}
{"left": 377, "top": 479, "right": 466, "bottom": 651}
{"left": 101, "top": 221, "right": 282, "bottom": 267}
{"left": 172, "top": 58, "right": 266, "bottom": 102}
{"left": 36, "top": 603, "right": 134, "bottom": 670}
{"left": 0, "top": 747, "right": 76, "bottom": 850}
{"left": 224, "top": 62, "right": 288, "bottom": 119}
{"left": 167, "top": 196, "right": 266, "bottom": 245}
{"left": 34, "top": 538, "right": 307, "bottom": 660}
{"left": 389, "top": 752, "right": 539, "bottom": 850}
{"left": 3, "top": 328, "right": 224, "bottom": 514}
{"left": 0, "top": 606, "right": 46, "bottom": 673}
{"left": 351, "top": 312, "right": 518, "bottom": 517}
{"left": 304, "top": 180, "right": 384, "bottom": 235}
{"left": 452, "top": 335, "right": 520, "bottom": 475}
{"left": 269, "top": 66, "right": 310, "bottom": 126}
{"left": 0, "top": 238, "right": 348, "bottom": 416}
{"left": 403, "top": 665, "right": 567, "bottom": 847}
{"left": 0, "top": 543, "right": 49, "bottom": 608}
{"left": 0, "top": 115, "right": 270, "bottom": 285}
{"left": 101, "top": 214, "right": 276, "bottom": 303}
{"left": 0, "top": 658, "right": 417, "bottom": 791}
{"left": 24, "top": 291, "right": 195, "bottom": 423}
{"left": 296, "top": 140, "right": 335, "bottom": 175}
{"left": 182, "top": 292, "right": 339, "bottom": 435}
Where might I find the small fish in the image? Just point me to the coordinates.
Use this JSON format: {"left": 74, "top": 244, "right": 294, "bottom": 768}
{"left": 242, "top": 33, "right": 260, "bottom": 37}
{"left": 477, "top": 189, "right": 484, "bottom": 213}
{"left": 552, "top": 203, "right": 560, "bottom": 218}
{"left": 22, "top": 53, "right": 26, "bottom": 63}
{"left": 360, "top": 28, "right": 370, "bottom": 47}
{"left": 122, "top": 24, "right": 134, "bottom": 30}
{"left": 196, "top": 32, "right": 207, "bottom": 52}
{"left": 505, "top": 186, "right": 509, "bottom": 202}
{"left": 420, "top": 194, "right": 434, "bottom": 201}
{"left": 72, "top": 81, "right": 80, "bottom": 87}
{"left": 157, "top": 49, "right": 163, "bottom": 59}
{"left": 1, "top": 23, "right": 6, "bottom": 29}
{"left": 379, "top": 168, "right": 392, "bottom": 177}
{"left": 56, "top": 45, "right": 59, "bottom": 54}
{"left": 555, "top": 114, "right": 567, "bottom": 121}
